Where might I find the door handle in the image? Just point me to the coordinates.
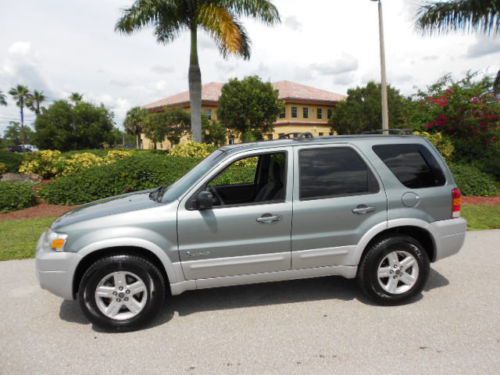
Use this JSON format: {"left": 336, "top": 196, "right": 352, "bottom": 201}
{"left": 352, "top": 205, "right": 376, "bottom": 215}
{"left": 256, "top": 213, "right": 281, "bottom": 224}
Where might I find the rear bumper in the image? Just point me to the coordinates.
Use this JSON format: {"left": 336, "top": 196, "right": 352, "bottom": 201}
{"left": 428, "top": 218, "right": 467, "bottom": 261}
{"left": 35, "top": 231, "right": 81, "bottom": 300}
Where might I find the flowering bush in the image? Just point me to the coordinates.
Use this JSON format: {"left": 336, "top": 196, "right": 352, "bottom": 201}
{"left": 170, "top": 141, "right": 216, "bottom": 158}
{"left": 0, "top": 162, "right": 7, "bottom": 176}
{"left": 19, "top": 150, "right": 65, "bottom": 179}
{"left": 413, "top": 131, "right": 454, "bottom": 161}
{"left": 62, "top": 153, "right": 106, "bottom": 176}
{"left": 106, "top": 150, "right": 133, "bottom": 162}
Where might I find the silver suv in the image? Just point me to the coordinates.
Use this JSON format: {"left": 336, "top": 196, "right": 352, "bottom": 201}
{"left": 36, "top": 135, "right": 467, "bottom": 331}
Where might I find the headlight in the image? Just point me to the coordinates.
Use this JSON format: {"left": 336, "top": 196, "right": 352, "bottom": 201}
{"left": 47, "top": 230, "right": 68, "bottom": 252}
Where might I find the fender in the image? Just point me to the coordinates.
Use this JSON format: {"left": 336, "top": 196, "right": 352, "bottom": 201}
{"left": 349, "top": 218, "right": 436, "bottom": 266}
{"left": 77, "top": 237, "right": 186, "bottom": 285}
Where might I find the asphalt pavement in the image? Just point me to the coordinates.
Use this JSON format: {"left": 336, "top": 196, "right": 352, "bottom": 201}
{"left": 0, "top": 230, "right": 499, "bottom": 374}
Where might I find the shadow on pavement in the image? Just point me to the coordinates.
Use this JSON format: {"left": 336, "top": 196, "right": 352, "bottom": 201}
{"left": 59, "top": 267, "right": 449, "bottom": 331}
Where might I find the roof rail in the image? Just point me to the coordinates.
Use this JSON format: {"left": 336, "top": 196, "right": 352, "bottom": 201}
{"left": 361, "top": 128, "right": 413, "bottom": 135}
{"left": 278, "top": 132, "right": 314, "bottom": 140}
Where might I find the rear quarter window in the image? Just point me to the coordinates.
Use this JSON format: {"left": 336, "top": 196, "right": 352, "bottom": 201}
{"left": 373, "top": 144, "right": 445, "bottom": 188}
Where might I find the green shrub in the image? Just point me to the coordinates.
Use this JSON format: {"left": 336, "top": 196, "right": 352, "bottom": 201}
{"left": 41, "top": 153, "right": 200, "bottom": 204}
{"left": 0, "top": 151, "right": 25, "bottom": 173}
{"left": 0, "top": 182, "right": 37, "bottom": 212}
{"left": 0, "top": 162, "right": 7, "bottom": 175}
{"left": 449, "top": 163, "right": 497, "bottom": 196}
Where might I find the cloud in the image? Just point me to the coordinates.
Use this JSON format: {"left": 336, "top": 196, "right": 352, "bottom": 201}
{"left": 333, "top": 73, "right": 355, "bottom": 86}
{"left": 109, "top": 79, "right": 131, "bottom": 87}
{"left": 310, "top": 54, "right": 359, "bottom": 75}
{"left": 284, "top": 16, "right": 302, "bottom": 31}
{"left": 215, "top": 61, "right": 237, "bottom": 74}
{"left": 199, "top": 34, "right": 217, "bottom": 50}
{"left": 150, "top": 65, "right": 174, "bottom": 74}
{"left": 422, "top": 55, "right": 438, "bottom": 61}
{"left": 294, "top": 66, "right": 314, "bottom": 81}
{"left": 466, "top": 37, "right": 500, "bottom": 58}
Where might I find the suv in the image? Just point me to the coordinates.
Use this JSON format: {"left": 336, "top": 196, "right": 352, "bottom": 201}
{"left": 36, "top": 135, "right": 466, "bottom": 331}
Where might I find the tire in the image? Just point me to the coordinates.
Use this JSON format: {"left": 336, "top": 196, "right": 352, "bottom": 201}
{"left": 78, "top": 254, "right": 166, "bottom": 331}
{"left": 357, "top": 235, "right": 430, "bottom": 305}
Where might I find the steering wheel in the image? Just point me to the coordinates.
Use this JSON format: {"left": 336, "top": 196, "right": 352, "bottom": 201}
{"left": 208, "top": 186, "right": 224, "bottom": 205}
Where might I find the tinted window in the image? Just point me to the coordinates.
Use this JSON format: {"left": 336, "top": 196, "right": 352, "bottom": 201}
{"left": 299, "top": 147, "right": 379, "bottom": 200}
{"left": 373, "top": 144, "right": 445, "bottom": 188}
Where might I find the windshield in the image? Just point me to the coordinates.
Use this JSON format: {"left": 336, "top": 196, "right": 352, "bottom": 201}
{"left": 162, "top": 150, "right": 226, "bottom": 203}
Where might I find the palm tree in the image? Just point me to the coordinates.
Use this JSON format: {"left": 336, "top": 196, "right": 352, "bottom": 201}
{"left": 0, "top": 90, "right": 7, "bottom": 106}
{"left": 27, "top": 89, "right": 46, "bottom": 115}
{"left": 124, "top": 106, "right": 149, "bottom": 148}
{"left": 8, "top": 85, "right": 30, "bottom": 143}
{"left": 69, "top": 92, "right": 83, "bottom": 103}
{"left": 417, "top": 0, "right": 499, "bottom": 35}
{"left": 115, "top": 0, "right": 280, "bottom": 142}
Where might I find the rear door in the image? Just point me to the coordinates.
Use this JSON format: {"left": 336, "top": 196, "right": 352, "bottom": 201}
{"left": 291, "top": 144, "right": 387, "bottom": 269}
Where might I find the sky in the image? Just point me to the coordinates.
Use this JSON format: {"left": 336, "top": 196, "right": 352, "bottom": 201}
{"left": 0, "top": 0, "right": 499, "bottom": 134}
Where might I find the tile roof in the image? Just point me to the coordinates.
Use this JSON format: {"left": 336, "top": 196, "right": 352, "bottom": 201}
{"left": 144, "top": 80, "right": 345, "bottom": 109}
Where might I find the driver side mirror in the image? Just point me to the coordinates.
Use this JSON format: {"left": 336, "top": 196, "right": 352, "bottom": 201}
{"left": 195, "top": 190, "right": 213, "bottom": 210}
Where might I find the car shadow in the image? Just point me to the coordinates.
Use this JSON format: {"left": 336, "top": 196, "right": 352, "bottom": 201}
{"left": 59, "top": 268, "right": 449, "bottom": 331}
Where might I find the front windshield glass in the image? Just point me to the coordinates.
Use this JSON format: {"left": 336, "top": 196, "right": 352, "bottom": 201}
{"left": 162, "top": 150, "right": 226, "bottom": 203}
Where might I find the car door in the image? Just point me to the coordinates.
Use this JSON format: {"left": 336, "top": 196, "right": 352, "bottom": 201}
{"left": 177, "top": 147, "right": 293, "bottom": 280}
{"left": 291, "top": 144, "right": 387, "bottom": 269}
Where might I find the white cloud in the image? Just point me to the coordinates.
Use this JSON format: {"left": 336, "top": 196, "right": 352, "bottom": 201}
{"left": 150, "top": 65, "right": 174, "bottom": 74}
{"left": 310, "top": 55, "right": 359, "bottom": 76}
{"left": 284, "top": 16, "right": 302, "bottom": 31}
{"left": 467, "top": 37, "right": 500, "bottom": 58}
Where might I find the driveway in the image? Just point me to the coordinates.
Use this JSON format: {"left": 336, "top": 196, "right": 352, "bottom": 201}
{"left": 1, "top": 230, "right": 499, "bottom": 374}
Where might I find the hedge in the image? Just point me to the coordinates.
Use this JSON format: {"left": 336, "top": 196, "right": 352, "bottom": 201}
{"left": 0, "top": 182, "right": 37, "bottom": 212}
{"left": 41, "top": 153, "right": 200, "bottom": 205}
{"left": 449, "top": 163, "right": 497, "bottom": 196}
{"left": 0, "top": 151, "right": 25, "bottom": 173}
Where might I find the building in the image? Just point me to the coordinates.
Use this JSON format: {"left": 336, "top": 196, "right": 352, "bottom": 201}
{"left": 142, "top": 80, "right": 345, "bottom": 149}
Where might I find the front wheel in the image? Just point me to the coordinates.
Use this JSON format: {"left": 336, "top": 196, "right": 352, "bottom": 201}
{"left": 78, "top": 254, "right": 166, "bottom": 331}
{"left": 357, "top": 235, "right": 430, "bottom": 305}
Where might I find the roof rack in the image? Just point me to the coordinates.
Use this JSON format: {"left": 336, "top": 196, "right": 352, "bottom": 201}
{"left": 362, "top": 128, "right": 413, "bottom": 135}
{"left": 278, "top": 132, "right": 314, "bottom": 140}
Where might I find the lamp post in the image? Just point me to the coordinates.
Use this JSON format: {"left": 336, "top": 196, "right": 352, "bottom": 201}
{"left": 371, "top": 0, "right": 389, "bottom": 133}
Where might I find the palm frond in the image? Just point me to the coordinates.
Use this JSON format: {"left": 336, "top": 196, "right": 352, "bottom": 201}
{"left": 214, "top": 0, "right": 281, "bottom": 25}
{"left": 198, "top": 4, "right": 251, "bottom": 59}
{"left": 417, "top": 0, "right": 500, "bottom": 35}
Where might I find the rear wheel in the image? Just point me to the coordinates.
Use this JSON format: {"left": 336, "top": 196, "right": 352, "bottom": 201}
{"left": 78, "top": 254, "right": 166, "bottom": 331}
{"left": 357, "top": 235, "right": 430, "bottom": 305}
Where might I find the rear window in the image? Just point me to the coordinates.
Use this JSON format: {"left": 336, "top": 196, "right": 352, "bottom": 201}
{"left": 373, "top": 144, "right": 445, "bottom": 188}
{"left": 299, "top": 147, "right": 379, "bottom": 200}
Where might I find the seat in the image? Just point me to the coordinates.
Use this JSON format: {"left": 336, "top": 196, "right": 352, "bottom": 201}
{"left": 255, "top": 161, "right": 284, "bottom": 202}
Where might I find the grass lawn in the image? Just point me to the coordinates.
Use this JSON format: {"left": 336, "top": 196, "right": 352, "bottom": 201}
{"left": 0, "top": 217, "right": 55, "bottom": 261}
{"left": 0, "top": 204, "right": 498, "bottom": 261}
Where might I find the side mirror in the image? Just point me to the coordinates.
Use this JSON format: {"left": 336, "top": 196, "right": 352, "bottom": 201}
{"left": 196, "top": 190, "right": 213, "bottom": 210}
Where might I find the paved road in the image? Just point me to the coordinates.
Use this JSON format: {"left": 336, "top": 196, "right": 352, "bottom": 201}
{"left": 1, "top": 230, "right": 499, "bottom": 375}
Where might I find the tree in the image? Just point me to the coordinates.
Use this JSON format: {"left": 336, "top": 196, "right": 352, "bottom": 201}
{"left": 330, "top": 82, "right": 410, "bottom": 135}
{"left": 69, "top": 92, "right": 83, "bottom": 103}
{"left": 218, "top": 76, "right": 283, "bottom": 141}
{"left": 143, "top": 108, "right": 191, "bottom": 149}
{"left": 27, "top": 89, "right": 46, "bottom": 115}
{"left": 203, "top": 117, "right": 227, "bottom": 146}
{"left": 34, "top": 100, "right": 116, "bottom": 150}
{"left": 124, "top": 106, "right": 149, "bottom": 148}
{"left": 8, "top": 85, "right": 31, "bottom": 143}
{"left": 115, "top": 0, "right": 280, "bottom": 143}
{"left": 0, "top": 90, "right": 7, "bottom": 106}
{"left": 417, "top": 0, "right": 499, "bottom": 35}
{"left": 3, "top": 121, "right": 34, "bottom": 146}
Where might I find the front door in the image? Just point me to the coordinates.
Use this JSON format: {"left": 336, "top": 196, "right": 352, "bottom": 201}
{"left": 291, "top": 144, "right": 387, "bottom": 269}
{"left": 177, "top": 148, "right": 293, "bottom": 280}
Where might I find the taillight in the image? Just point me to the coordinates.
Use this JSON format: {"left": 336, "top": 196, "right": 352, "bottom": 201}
{"left": 452, "top": 188, "right": 461, "bottom": 218}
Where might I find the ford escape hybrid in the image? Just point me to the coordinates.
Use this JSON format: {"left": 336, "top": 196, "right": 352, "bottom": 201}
{"left": 36, "top": 135, "right": 467, "bottom": 331}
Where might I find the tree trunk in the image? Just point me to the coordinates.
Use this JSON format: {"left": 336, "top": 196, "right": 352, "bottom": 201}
{"left": 20, "top": 100, "right": 26, "bottom": 144}
{"left": 136, "top": 133, "right": 141, "bottom": 149}
{"left": 189, "top": 24, "right": 202, "bottom": 142}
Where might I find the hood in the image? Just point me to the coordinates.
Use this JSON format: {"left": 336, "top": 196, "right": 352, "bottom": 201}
{"left": 52, "top": 189, "right": 160, "bottom": 230}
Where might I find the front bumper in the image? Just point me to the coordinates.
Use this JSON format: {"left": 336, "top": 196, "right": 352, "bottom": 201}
{"left": 428, "top": 217, "right": 467, "bottom": 261}
{"left": 35, "top": 231, "right": 81, "bottom": 300}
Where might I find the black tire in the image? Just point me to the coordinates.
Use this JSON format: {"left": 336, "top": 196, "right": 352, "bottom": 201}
{"left": 357, "top": 235, "right": 430, "bottom": 305}
{"left": 78, "top": 254, "right": 166, "bottom": 332}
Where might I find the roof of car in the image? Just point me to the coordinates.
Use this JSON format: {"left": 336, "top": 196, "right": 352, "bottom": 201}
{"left": 219, "top": 135, "right": 425, "bottom": 154}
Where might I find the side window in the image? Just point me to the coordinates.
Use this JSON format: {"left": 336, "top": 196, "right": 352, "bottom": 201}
{"left": 207, "top": 152, "right": 287, "bottom": 207}
{"left": 299, "top": 147, "right": 379, "bottom": 200}
{"left": 373, "top": 144, "right": 445, "bottom": 188}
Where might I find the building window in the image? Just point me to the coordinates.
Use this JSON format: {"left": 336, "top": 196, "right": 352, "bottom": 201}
{"left": 278, "top": 133, "right": 285, "bottom": 139}
{"left": 303, "top": 107, "right": 309, "bottom": 119}
{"left": 291, "top": 106, "right": 298, "bottom": 118}
{"left": 279, "top": 107, "right": 286, "bottom": 119}
{"left": 327, "top": 108, "right": 333, "bottom": 119}
{"left": 266, "top": 134, "right": 273, "bottom": 140}
{"left": 317, "top": 108, "right": 323, "bottom": 119}
{"left": 319, "top": 132, "right": 324, "bottom": 136}
{"left": 204, "top": 109, "right": 212, "bottom": 120}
